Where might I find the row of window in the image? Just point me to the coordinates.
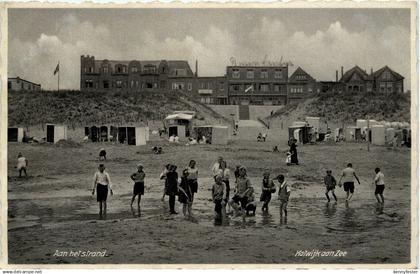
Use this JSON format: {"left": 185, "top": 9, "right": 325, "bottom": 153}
{"left": 8, "top": 81, "right": 40, "bottom": 91}
{"left": 289, "top": 87, "right": 304, "bottom": 94}
{"left": 199, "top": 81, "right": 225, "bottom": 90}
{"left": 229, "top": 84, "right": 285, "bottom": 92}
{"left": 83, "top": 65, "right": 188, "bottom": 76}
{"left": 84, "top": 79, "right": 192, "bottom": 91}
{"left": 231, "top": 69, "right": 284, "bottom": 79}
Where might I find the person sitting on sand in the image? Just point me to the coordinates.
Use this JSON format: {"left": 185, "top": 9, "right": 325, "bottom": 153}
{"left": 338, "top": 163, "right": 361, "bottom": 203}
{"left": 99, "top": 148, "right": 107, "bottom": 161}
{"left": 324, "top": 170, "right": 337, "bottom": 203}
{"left": 273, "top": 146, "right": 279, "bottom": 152}
{"left": 178, "top": 169, "right": 193, "bottom": 219}
{"left": 165, "top": 165, "right": 179, "bottom": 214}
{"left": 245, "top": 187, "right": 257, "bottom": 216}
{"left": 212, "top": 174, "right": 227, "bottom": 222}
{"left": 229, "top": 166, "right": 252, "bottom": 219}
{"left": 16, "top": 153, "right": 28, "bottom": 178}
{"left": 260, "top": 171, "right": 276, "bottom": 212}
{"left": 373, "top": 167, "right": 385, "bottom": 204}
{"left": 277, "top": 174, "right": 290, "bottom": 220}
{"left": 92, "top": 164, "right": 113, "bottom": 219}
{"left": 130, "top": 164, "right": 146, "bottom": 215}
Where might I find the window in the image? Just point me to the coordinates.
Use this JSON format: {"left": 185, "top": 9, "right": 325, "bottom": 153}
{"left": 219, "top": 82, "right": 224, "bottom": 90}
{"left": 261, "top": 70, "right": 268, "bottom": 79}
{"left": 382, "top": 71, "right": 391, "bottom": 80}
{"left": 84, "top": 67, "right": 87, "bottom": 73}
{"left": 200, "top": 82, "right": 207, "bottom": 89}
{"left": 396, "top": 84, "right": 402, "bottom": 93}
{"left": 260, "top": 84, "right": 269, "bottom": 92}
{"left": 232, "top": 69, "right": 240, "bottom": 79}
{"left": 116, "top": 80, "right": 122, "bottom": 88}
{"left": 380, "top": 83, "right": 386, "bottom": 92}
{"left": 143, "top": 65, "right": 156, "bottom": 74}
{"left": 130, "top": 80, "right": 135, "bottom": 88}
{"left": 160, "top": 81, "right": 166, "bottom": 89}
{"left": 274, "top": 69, "right": 283, "bottom": 79}
{"left": 297, "top": 75, "right": 307, "bottom": 80}
{"left": 8, "top": 81, "right": 11, "bottom": 89}
{"left": 103, "top": 80, "right": 110, "bottom": 89}
{"left": 85, "top": 80, "right": 94, "bottom": 88}
{"left": 367, "top": 84, "right": 372, "bottom": 92}
{"left": 132, "top": 66, "right": 138, "bottom": 73}
{"left": 231, "top": 84, "right": 240, "bottom": 91}
{"left": 187, "top": 82, "right": 193, "bottom": 91}
{"left": 103, "top": 67, "right": 108, "bottom": 74}
{"left": 274, "top": 84, "right": 280, "bottom": 92}
{"left": 247, "top": 69, "right": 254, "bottom": 79}
{"left": 172, "top": 82, "right": 185, "bottom": 90}
{"left": 387, "top": 83, "right": 393, "bottom": 93}
{"left": 174, "top": 69, "right": 187, "bottom": 76}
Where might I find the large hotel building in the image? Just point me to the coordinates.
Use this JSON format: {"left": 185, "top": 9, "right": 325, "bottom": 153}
{"left": 80, "top": 55, "right": 404, "bottom": 106}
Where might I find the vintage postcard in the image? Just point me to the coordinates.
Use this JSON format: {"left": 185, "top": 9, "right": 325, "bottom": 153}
{"left": 0, "top": 2, "right": 418, "bottom": 269}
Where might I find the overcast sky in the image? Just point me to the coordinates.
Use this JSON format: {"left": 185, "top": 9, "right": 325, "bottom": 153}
{"left": 8, "top": 8, "right": 411, "bottom": 90}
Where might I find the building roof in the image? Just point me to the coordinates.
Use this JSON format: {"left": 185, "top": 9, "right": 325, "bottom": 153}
{"left": 289, "top": 67, "right": 315, "bottom": 82}
{"left": 372, "top": 66, "right": 404, "bottom": 81}
{"left": 8, "top": 77, "right": 41, "bottom": 86}
{"left": 339, "top": 66, "right": 370, "bottom": 83}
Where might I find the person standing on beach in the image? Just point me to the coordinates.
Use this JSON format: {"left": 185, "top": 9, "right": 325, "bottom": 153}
{"left": 212, "top": 174, "right": 227, "bottom": 223}
{"left": 212, "top": 156, "right": 223, "bottom": 178}
{"left": 289, "top": 139, "right": 299, "bottom": 165}
{"left": 187, "top": 160, "right": 199, "bottom": 202}
{"left": 16, "top": 153, "right": 28, "bottom": 178}
{"left": 178, "top": 169, "right": 193, "bottom": 219}
{"left": 160, "top": 164, "right": 171, "bottom": 201}
{"left": 165, "top": 165, "right": 179, "bottom": 214}
{"left": 324, "top": 170, "right": 337, "bottom": 203}
{"left": 219, "top": 160, "right": 231, "bottom": 213}
{"left": 260, "top": 171, "right": 276, "bottom": 212}
{"left": 130, "top": 164, "right": 145, "bottom": 215}
{"left": 373, "top": 167, "right": 385, "bottom": 204}
{"left": 338, "top": 163, "right": 361, "bottom": 203}
{"left": 277, "top": 174, "right": 291, "bottom": 220}
{"left": 92, "top": 164, "right": 113, "bottom": 219}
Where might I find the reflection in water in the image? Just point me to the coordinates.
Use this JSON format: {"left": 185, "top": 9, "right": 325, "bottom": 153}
{"left": 324, "top": 202, "right": 337, "bottom": 218}
{"left": 261, "top": 211, "right": 274, "bottom": 226}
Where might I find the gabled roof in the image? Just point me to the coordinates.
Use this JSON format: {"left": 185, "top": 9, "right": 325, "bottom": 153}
{"left": 339, "top": 66, "right": 370, "bottom": 83}
{"left": 289, "top": 67, "right": 315, "bottom": 82}
{"left": 372, "top": 66, "right": 404, "bottom": 81}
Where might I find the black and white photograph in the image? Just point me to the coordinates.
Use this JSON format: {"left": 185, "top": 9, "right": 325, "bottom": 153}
{"left": 3, "top": 4, "right": 418, "bottom": 267}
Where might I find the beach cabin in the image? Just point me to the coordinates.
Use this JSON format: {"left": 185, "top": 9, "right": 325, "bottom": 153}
{"left": 345, "top": 126, "right": 362, "bottom": 142}
{"left": 288, "top": 125, "right": 311, "bottom": 144}
{"left": 8, "top": 127, "right": 24, "bottom": 142}
{"left": 371, "top": 125, "right": 386, "bottom": 146}
{"left": 164, "top": 111, "right": 196, "bottom": 139}
{"left": 168, "top": 125, "right": 186, "bottom": 141}
{"left": 385, "top": 128, "right": 396, "bottom": 145}
{"left": 305, "top": 117, "right": 328, "bottom": 134}
{"left": 117, "top": 126, "right": 146, "bottom": 146}
{"left": 46, "top": 124, "right": 68, "bottom": 143}
{"left": 193, "top": 125, "right": 229, "bottom": 145}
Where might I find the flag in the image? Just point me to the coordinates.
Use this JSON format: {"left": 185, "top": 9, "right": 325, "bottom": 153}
{"left": 244, "top": 85, "right": 253, "bottom": 93}
{"left": 53, "top": 63, "right": 59, "bottom": 75}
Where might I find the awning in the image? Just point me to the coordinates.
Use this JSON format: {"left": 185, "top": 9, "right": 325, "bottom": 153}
{"left": 165, "top": 113, "right": 194, "bottom": 121}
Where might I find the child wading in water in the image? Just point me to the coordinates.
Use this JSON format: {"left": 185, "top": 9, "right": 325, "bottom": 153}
{"left": 178, "top": 169, "right": 193, "bottom": 219}
{"left": 373, "top": 167, "right": 385, "bottom": 204}
{"left": 92, "top": 164, "right": 113, "bottom": 219}
{"left": 277, "top": 174, "right": 290, "bottom": 221}
{"left": 260, "top": 171, "right": 276, "bottom": 212}
{"left": 324, "top": 170, "right": 337, "bottom": 202}
{"left": 212, "top": 175, "right": 226, "bottom": 223}
{"left": 130, "top": 163, "right": 145, "bottom": 216}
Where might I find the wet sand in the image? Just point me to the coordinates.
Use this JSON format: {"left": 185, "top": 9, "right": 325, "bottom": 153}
{"left": 7, "top": 140, "right": 411, "bottom": 264}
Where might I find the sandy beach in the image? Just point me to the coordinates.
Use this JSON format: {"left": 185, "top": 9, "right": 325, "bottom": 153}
{"left": 7, "top": 139, "right": 411, "bottom": 264}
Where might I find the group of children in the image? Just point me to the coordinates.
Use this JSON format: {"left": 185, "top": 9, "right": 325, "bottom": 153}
{"left": 89, "top": 157, "right": 385, "bottom": 220}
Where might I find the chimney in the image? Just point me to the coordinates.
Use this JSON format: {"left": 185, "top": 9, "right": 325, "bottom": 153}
{"left": 195, "top": 60, "right": 198, "bottom": 77}
{"left": 336, "top": 70, "right": 338, "bottom": 82}
{"left": 341, "top": 66, "right": 344, "bottom": 77}
{"left": 371, "top": 68, "right": 373, "bottom": 75}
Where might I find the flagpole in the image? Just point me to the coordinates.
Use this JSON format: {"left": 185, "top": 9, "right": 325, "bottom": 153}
{"left": 58, "top": 61, "right": 60, "bottom": 92}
